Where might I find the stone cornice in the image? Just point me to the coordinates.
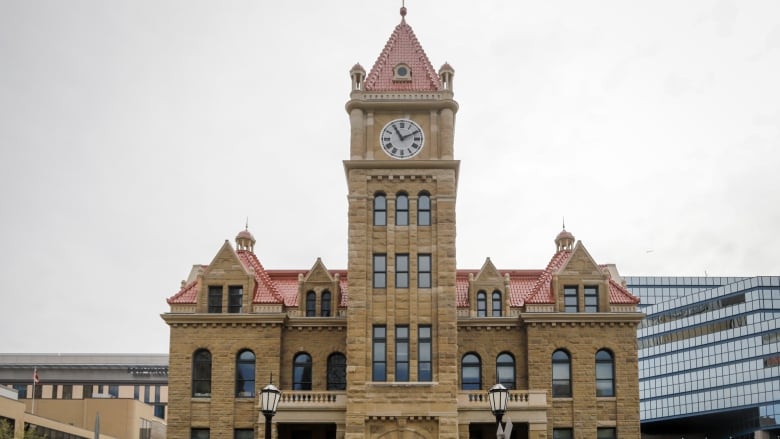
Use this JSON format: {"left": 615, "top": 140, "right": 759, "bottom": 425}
{"left": 344, "top": 159, "right": 459, "bottom": 174}
{"left": 161, "top": 313, "right": 285, "bottom": 328}
{"left": 457, "top": 317, "right": 519, "bottom": 331}
{"left": 284, "top": 317, "right": 347, "bottom": 330}
{"left": 520, "top": 312, "right": 644, "bottom": 327}
{"left": 345, "top": 94, "right": 458, "bottom": 113}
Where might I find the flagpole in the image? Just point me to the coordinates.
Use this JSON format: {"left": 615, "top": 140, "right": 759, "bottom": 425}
{"left": 31, "top": 367, "right": 36, "bottom": 415}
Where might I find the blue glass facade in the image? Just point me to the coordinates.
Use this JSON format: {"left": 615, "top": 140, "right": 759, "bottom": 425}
{"left": 626, "top": 276, "right": 780, "bottom": 437}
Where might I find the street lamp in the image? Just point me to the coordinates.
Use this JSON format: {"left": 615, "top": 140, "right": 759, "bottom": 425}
{"left": 488, "top": 383, "right": 510, "bottom": 426}
{"left": 260, "top": 382, "right": 281, "bottom": 439}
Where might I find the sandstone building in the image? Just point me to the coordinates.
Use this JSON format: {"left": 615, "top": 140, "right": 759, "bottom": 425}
{"left": 163, "top": 8, "right": 643, "bottom": 439}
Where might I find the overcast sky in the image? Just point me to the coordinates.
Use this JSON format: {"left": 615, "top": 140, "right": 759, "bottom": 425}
{"left": 1, "top": 1, "right": 778, "bottom": 354}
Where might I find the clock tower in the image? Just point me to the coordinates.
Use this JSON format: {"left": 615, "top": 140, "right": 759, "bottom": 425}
{"left": 343, "top": 6, "right": 461, "bottom": 439}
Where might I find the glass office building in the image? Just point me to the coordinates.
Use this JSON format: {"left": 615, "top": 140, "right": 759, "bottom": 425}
{"left": 626, "top": 276, "right": 780, "bottom": 438}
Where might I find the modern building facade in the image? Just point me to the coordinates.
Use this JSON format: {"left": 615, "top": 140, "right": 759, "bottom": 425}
{"left": 162, "top": 7, "right": 643, "bottom": 439}
{"left": 0, "top": 353, "right": 168, "bottom": 439}
{"left": 627, "top": 276, "right": 780, "bottom": 438}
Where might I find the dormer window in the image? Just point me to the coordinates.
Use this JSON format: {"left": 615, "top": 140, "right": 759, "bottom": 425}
{"left": 393, "top": 63, "right": 412, "bottom": 82}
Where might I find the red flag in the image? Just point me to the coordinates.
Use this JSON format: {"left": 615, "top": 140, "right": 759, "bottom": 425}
{"left": 33, "top": 368, "right": 39, "bottom": 384}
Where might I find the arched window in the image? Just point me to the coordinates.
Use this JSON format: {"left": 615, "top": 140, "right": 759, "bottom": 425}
{"left": 496, "top": 352, "right": 515, "bottom": 389}
{"left": 552, "top": 350, "right": 572, "bottom": 397}
{"left": 492, "top": 290, "right": 502, "bottom": 316}
{"left": 374, "top": 193, "right": 387, "bottom": 226}
{"left": 327, "top": 353, "right": 347, "bottom": 390}
{"left": 461, "top": 353, "right": 482, "bottom": 390}
{"left": 476, "top": 291, "right": 487, "bottom": 317}
{"left": 293, "top": 353, "right": 313, "bottom": 390}
{"left": 235, "top": 350, "right": 255, "bottom": 397}
{"left": 396, "top": 192, "right": 409, "bottom": 226}
{"left": 418, "top": 192, "right": 431, "bottom": 226}
{"left": 192, "top": 349, "right": 212, "bottom": 397}
{"left": 321, "top": 291, "right": 331, "bottom": 317}
{"left": 596, "top": 349, "right": 615, "bottom": 397}
{"left": 305, "top": 291, "right": 316, "bottom": 317}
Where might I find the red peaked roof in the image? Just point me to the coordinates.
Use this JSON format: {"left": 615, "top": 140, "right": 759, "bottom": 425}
{"left": 364, "top": 16, "right": 441, "bottom": 92}
{"left": 167, "top": 250, "right": 639, "bottom": 307}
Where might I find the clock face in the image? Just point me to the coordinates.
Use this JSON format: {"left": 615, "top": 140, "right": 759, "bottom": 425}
{"left": 380, "top": 119, "right": 425, "bottom": 159}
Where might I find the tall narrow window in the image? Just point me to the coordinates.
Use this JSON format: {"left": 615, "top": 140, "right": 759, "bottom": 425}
{"left": 396, "top": 254, "right": 409, "bottom": 288}
{"left": 63, "top": 384, "right": 73, "bottom": 400}
{"left": 418, "top": 254, "right": 431, "bottom": 288}
{"left": 374, "top": 193, "right": 387, "bottom": 226}
{"left": 372, "top": 326, "right": 387, "bottom": 381}
{"left": 492, "top": 290, "right": 502, "bottom": 316}
{"left": 228, "top": 285, "right": 243, "bottom": 313}
{"left": 476, "top": 291, "right": 487, "bottom": 317}
{"left": 584, "top": 286, "right": 598, "bottom": 312}
{"left": 321, "top": 291, "right": 332, "bottom": 317}
{"left": 207, "top": 286, "right": 222, "bottom": 313}
{"left": 192, "top": 349, "right": 212, "bottom": 397}
{"left": 306, "top": 291, "right": 316, "bottom": 317}
{"left": 395, "top": 326, "right": 410, "bottom": 381}
{"left": 236, "top": 350, "right": 255, "bottom": 397}
{"left": 496, "top": 353, "right": 515, "bottom": 389}
{"left": 462, "top": 353, "right": 481, "bottom": 390}
{"left": 564, "top": 286, "right": 578, "bottom": 313}
{"left": 373, "top": 254, "right": 387, "bottom": 288}
{"left": 595, "top": 349, "right": 615, "bottom": 397}
{"left": 191, "top": 429, "right": 210, "bottom": 439}
{"left": 418, "top": 326, "right": 432, "bottom": 381}
{"left": 327, "top": 353, "right": 347, "bottom": 390}
{"left": 552, "top": 350, "right": 572, "bottom": 397}
{"left": 417, "top": 192, "right": 431, "bottom": 226}
{"left": 293, "top": 353, "right": 312, "bottom": 390}
{"left": 396, "top": 192, "right": 409, "bottom": 226}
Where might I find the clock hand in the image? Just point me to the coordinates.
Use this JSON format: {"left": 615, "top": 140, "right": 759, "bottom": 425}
{"left": 402, "top": 130, "right": 420, "bottom": 141}
{"left": 392, "top": 125, "right": 403, "bottom": 139}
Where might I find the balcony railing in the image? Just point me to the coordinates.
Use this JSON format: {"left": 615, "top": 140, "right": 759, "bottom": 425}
{"left": 274, "top": 391, "right": 347, "bottom": 411}
{"left": 458, "top": 389, "right": 547, "bottom": 410}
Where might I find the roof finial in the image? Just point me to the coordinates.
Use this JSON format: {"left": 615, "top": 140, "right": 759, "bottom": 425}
{"left": 245, "top": 217, "right": 249, "bottom": 230}
{"left": 400, "top": 0, "right": 407, "bottom": 19}
{"left": 562, "top": 216, "right": 566, "bottom": 230}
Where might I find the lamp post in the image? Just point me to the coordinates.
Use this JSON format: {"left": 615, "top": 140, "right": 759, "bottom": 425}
{"left": 488, "top": 383, "right": 509, "bottom": 434}
{"left": 260, "top": 382, "right": 281, "bottom": 439}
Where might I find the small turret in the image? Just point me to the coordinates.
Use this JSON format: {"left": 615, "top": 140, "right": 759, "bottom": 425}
{"left": 350, "top": 63, "right": 366, "bottom": 91}
{"left": 236, "top": 225, "right": 256, "bottom": 253}
{"left": 555, "top": 224, "right": 575, "bottom": 252}
{"left": 439, "top": 62, "right": 454, "bottom": 91}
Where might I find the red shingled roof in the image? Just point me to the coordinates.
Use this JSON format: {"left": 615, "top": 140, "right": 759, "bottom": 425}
{"left": 524, "top": 250, "right": 574, "bottom": 304}
{"left": 609, "top": 278, "right": 641, "bottom": 304}
{"left": 167, "top": 279, "right": 199, "bottom": 304}
{"left": 364, "top": 16, "right": 441, "bottom": 92}
{"left": 236, "top": 250, "right": 285, "bottom": 304}
{"left": 167, "top": 251, "right": 639, "bottom": 307}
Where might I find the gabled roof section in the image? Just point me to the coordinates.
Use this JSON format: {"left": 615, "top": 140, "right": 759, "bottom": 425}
{"left": 203, "top": 240, "right": 252, "bottom": 278}
{"left": 303, "top": 257, "right": 335, "bottom": 283}
{"left": 557, "top": 241, "right": 603, "bottom": 276}
{"left": 364, "top": 14, "right": 442, "bottom": 92}
{"left": 474, "top": 257, "right": 502, "bottom": 282}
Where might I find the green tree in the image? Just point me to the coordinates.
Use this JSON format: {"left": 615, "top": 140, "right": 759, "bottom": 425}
{"left": 0, "top": 420, "right": 46, "bottom": 439}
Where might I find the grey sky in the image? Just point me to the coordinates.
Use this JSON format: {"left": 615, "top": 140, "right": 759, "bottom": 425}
{"left": 1, "top": 1, "right": 778, "bottom": 354}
